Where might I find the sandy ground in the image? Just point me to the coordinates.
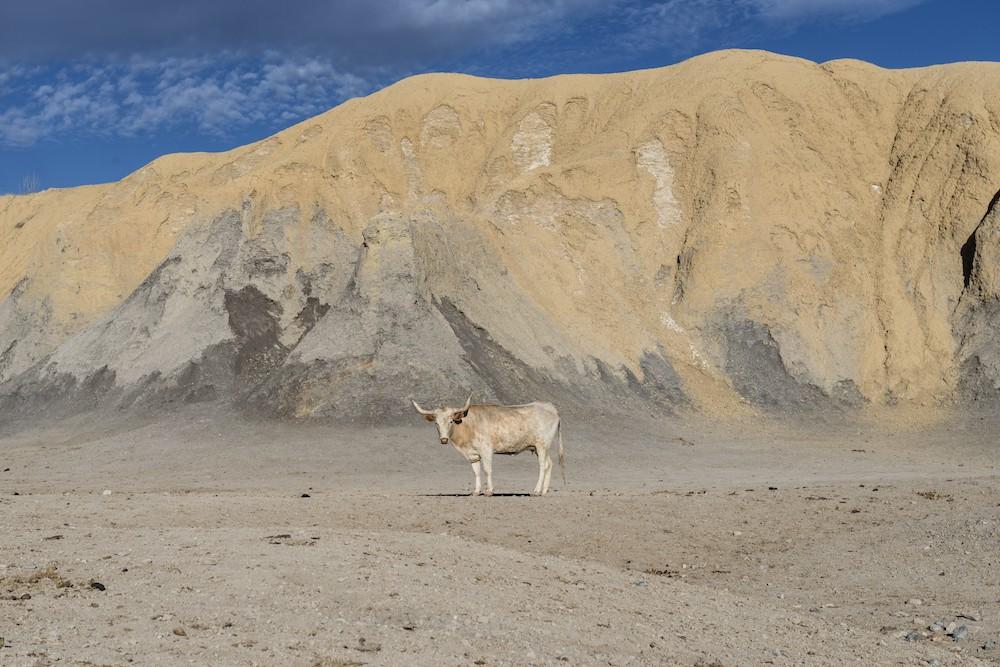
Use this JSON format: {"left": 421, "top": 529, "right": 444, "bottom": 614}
{"left": 1, "top": 408, "right": 998, "bottom": 666}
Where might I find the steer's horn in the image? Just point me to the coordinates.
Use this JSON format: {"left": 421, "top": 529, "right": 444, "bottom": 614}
{"left": 458, "top": 394, "right": 472, "bottom": 417}
{"left": 411, "top": 399, "right": 434, "bottom": 416}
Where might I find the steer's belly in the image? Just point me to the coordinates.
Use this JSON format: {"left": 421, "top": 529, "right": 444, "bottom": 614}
{"left": 492, "top": 439, "right": 537, "bottom": 455}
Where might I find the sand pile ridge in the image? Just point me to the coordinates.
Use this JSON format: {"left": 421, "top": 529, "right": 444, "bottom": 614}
{"left": 3, "top": 49, "right": 1000, "bottom": 421}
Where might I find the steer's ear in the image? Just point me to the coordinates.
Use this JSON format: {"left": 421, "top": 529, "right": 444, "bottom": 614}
{"left": 411, "top": 399, "right": 435, "bottom": 421}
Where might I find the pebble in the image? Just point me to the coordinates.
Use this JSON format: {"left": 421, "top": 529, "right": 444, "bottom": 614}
{"left": 102, "top": 490, "right": 112, "bottom": 496}
{"left": 982, "top": 639, "right": 997, "bottom": 651}
{"left": 950, "top": 625, "right": 968, "bottom": 641}
{"left": 904, "top": 631, "right": 922, "bottom": 642}
{"left": 927, "top": 659, "right": 941, "bottom": 667}
{"left": 89, "top": 581, "right": 106, "bottom": 591}
{"left": 906, "top": 598, "right": 923, "bottom": 606}
{"left": 172, "top": 627, "right": 187, "bottom": 637}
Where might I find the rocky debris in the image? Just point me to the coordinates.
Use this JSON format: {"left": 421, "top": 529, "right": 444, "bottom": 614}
{"left": 172, "top": 627, "right": 187, "bottom": 637}
{"left": 312, "top": 658, "right": 364, "bottom": 667}
{"left": 905, "top": 617, "right": 975, "bottom": 643}
{"left": 89, "top": 581, "right": 105, "bottom": 591}
{"left": 351, "top": 637, "right": 380, "bottom": 653}
{"left": 264, "top": 534, "right": 292, "bottom": 541}
{"left": 265, "top": 533, "right": 318, "bottom": 547}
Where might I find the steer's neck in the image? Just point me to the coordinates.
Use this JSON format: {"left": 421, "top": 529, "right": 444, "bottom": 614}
{"left": 449, "top": 409, "right": 475, "bottom": 448}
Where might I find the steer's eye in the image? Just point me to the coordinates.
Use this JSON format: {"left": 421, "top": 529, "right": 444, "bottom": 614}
{"left": 453, "top": 418, "right": 462, "bottom": 424}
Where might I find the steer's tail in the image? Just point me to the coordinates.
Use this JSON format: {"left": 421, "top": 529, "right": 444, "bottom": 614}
{"left": 557, "top": 419, "right": 566, "bottom": 487}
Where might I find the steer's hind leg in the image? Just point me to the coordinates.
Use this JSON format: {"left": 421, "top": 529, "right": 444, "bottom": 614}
{"left": 533, "top": 448, "right": 547, "bottom": 496}
{"left": 541, "top": 451, "right": 554, "bottom": 495}
{"left": 471, "top": 461, "right": 483, "bottom": 496}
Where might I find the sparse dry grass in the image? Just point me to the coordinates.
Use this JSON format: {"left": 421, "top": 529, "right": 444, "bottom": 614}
{"left": 916, "top": 490, "right": 954, "bottom": 501}
{"left": 2, "top": 564, "right": 72, "bottom": 588}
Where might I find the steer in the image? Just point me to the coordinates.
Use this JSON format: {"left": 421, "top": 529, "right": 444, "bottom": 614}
{"left": 411, "top": 396, "right": 564, "bottom": 496}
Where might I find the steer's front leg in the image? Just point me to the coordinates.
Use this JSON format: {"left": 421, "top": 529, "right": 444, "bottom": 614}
{"left": 481, "top": 452, "right": 494, "bottom": 496}
{"left": 470, "top": 461, "right": 483, "bottom": 496}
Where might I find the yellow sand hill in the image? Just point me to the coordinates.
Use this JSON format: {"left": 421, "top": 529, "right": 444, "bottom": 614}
{"left": 3, "top": 50, "right": 1000, "bottom": 420}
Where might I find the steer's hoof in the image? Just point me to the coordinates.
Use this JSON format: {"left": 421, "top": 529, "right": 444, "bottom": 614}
{"left": 472, "top": 490, "right": 482, "bottom": 497}
{"left": 484, "top": 490, "right": 493, "bottom": 497}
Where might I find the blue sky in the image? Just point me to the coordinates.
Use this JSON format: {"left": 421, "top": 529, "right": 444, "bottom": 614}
{"left": 0, "top": 0, "right": 996, "bottom": 194}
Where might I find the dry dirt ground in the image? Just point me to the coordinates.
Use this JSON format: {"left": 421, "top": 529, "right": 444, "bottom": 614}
{"left": 0, "top": 407, "right": 997, "bottom": 666}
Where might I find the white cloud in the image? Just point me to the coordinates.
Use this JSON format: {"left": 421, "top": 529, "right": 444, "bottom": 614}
{"left": 622, "top": 1, "right": 753, "bottom": 54}
{"left": 752, "top": 0, "right": 926, "bottom": 21}
{"left": 613, "top": 0, "right": 925, "bottom": 56}
{"left": 0, "top": 54, "right": 376, "bottom": 147}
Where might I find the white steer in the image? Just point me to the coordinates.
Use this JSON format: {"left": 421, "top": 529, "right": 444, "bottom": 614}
{"left": 411, "top": 396, "right": 564, "bottom": 496}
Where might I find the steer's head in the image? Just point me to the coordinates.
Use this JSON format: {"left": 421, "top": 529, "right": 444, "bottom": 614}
{"left": 411, "top": 395, "right": 471, "bottom": 444}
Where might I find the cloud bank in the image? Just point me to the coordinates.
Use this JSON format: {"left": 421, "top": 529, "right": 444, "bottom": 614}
{"left": 0, "top": 1, "right": 602, "bottom": 64}
{"left": 0, "top": 0, "right": 925, "bottom": 62}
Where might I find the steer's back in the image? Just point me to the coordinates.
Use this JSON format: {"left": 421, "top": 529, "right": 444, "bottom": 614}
{"left": 470, "top": 401, "right": 559, "bottom": 454}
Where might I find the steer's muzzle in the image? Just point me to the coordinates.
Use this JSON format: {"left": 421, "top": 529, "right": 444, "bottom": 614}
{"left": 440, "top": 437, "right": 449, "bottom": 444}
